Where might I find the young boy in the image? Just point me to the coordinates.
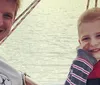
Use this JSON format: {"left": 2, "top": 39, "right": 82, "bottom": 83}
{"left": 65, "top": 7, "right": 100, "bottom": 85}
{"left": 0, "top": 0, "right": 37, "bottom": 85}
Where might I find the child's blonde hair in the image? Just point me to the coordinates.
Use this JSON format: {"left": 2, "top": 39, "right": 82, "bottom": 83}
{"left": 78, "top": 7, "right": 100, "bottom": 28}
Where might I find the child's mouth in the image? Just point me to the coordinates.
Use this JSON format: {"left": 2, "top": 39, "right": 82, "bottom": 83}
{"left": 89, "top": 49, "right": 100, "bottom": 53}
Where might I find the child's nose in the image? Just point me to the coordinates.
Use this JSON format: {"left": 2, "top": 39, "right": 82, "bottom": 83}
{"left": 90, "top": 38, "right": 98, "bottom": 47}
{"left": 0, "top": 13, "right": 3, "bottom": 26}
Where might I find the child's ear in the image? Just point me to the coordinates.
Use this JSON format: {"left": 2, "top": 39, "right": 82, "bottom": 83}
{"left": 78, "top": 39, "right": 81, "bottom": 44}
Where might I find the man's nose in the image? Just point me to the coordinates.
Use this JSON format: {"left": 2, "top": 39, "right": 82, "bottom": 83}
{"left": 0, "top": 13, "right": 3, "bottom": 26}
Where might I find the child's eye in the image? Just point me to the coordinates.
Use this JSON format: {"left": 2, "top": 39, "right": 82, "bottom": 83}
{"left": 96, "top": 34, "right": 100, "bottom": 38}
{"left": 3, "top": 13, "right": 13, "bottom": 19}
{"left": 82, "top": 37, "right": 90, "bottom": 41}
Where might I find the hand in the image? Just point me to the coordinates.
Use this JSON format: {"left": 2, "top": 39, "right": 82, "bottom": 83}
{"left": 25, "top": 76, "right": 38, "bottom": 85}
{"left": 76, "top": 42, "right": 90, "bottom": 51}
{"left": 77, "top": 43, "right": 100, "bottom": 61}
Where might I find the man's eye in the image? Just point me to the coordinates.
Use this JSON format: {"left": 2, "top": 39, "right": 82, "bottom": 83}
{"left": 3, "top": 13, "right": 12, "bottom": 19}
{"left": 82, "top": 37, "right": 90, "bottom": 41}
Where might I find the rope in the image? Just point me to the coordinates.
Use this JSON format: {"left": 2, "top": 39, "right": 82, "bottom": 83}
{"left": 95, "top": 0, "right": 98, "bottom": 7}
{"left": 14, "top": 0, "right": 39, "bottom": 23}
{"left": 0, "top": 0, "right": 40, "bottom": 45}
{"left": 86, "top": 0, "right": 90, "bottom": 10}
{"left": 86, "top": 0, "right": 98, "bottom": 10}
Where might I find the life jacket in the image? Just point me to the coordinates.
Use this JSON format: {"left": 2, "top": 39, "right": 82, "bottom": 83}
{"left": 87, "top": 61, "right": 100, "bottom": 85}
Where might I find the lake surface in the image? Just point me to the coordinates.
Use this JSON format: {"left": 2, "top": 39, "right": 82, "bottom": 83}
{"left": 0, "top": 0, "right": 98, "bottom": 85}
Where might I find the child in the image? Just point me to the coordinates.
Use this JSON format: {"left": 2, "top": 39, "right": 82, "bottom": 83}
{"left": 0, "top": 0, "right": 37, "bottom": 85}
{"left": 65, "top": 7, "right": 100, "bottom": 85}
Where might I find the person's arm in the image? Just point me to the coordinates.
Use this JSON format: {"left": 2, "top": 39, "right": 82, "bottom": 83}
{"left": 22, "top": 73, "right": 38, "bottom": 85}
{"left": 65, "top": 49, "right": 97, "bottom": 85}
{"left": 25, "top": 76, "right": 38, "bottom": 85}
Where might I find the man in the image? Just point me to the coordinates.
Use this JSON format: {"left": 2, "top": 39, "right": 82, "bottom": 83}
{"left": 0, "top": 0, "right": 37, "bottom": 85}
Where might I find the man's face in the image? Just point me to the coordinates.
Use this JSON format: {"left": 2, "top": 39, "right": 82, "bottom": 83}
{"left": 0, "top": 0, "right": 16, "bottom": 41}
{"left": 78, "top": 20, "right": 100, "bottom": 60}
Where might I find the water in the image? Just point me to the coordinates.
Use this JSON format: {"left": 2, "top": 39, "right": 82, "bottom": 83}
{"left": 0, "top": 0, "right": 99, "bottom": 85}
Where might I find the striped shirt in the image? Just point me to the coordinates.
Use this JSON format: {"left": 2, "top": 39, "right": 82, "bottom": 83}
{"left": 65, "top": 49, "right": 97, "bottom": 85}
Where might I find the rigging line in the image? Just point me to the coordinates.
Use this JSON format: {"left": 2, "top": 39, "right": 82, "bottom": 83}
{"left": 86, "top": 0, "right": 90, "bottom": 10}
{"left": 0, "top": 0, "right": 40, "bottom": 45}
{"left": 95, "top": 0, "right": 98, "bottom": 7}
{"left": 14, "top": 0, "right": 39, "bottom": 23}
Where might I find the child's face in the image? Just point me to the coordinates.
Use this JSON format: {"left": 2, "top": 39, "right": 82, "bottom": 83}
{"left": 0, "top": 0, "right": 16, "bottom": 41}
{"left": 78, "top": 20, "right": 100, "bottom": 60}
